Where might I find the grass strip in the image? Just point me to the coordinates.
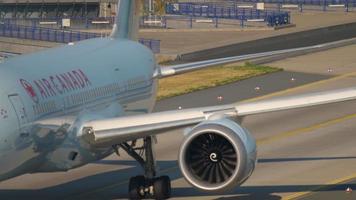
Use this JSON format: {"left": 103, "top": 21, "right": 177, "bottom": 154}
{"left": 157, "top": 62, "right": 281, "bottom": 100}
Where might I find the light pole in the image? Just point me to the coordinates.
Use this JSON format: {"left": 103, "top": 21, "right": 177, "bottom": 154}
{"left": 149, "top": 0, "right": 153, "bottom": 15}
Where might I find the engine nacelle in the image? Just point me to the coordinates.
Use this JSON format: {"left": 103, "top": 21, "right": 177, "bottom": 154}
{"left": 178, "top": 118, "right": 257, "bottom": 192}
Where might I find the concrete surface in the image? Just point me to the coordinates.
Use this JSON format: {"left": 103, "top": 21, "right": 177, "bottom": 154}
{"left": 141, "top": 11, "right": 356, "bottom": 55}
{"left": 69, "top": 52, "right": 356, "bottom": 200}
{"left": 1, "top": 42, "right": 356, "bottom": 200}
{"left": 267, "top": 43, "right": 356, "bottom": 76}
{"left": 295, "top": 179, "right": 356, "bottom": 200}
{"left": 1, "top": 12, "right": 356, "bottom": 200}
{"left": 0, "top": 37, "right": 57, "bottom": 54}
{"left": 2, "top": 11, "right": 356, "bottom": 57}
{"left": 0, "top": 70, "right": 333, "bottom": 200}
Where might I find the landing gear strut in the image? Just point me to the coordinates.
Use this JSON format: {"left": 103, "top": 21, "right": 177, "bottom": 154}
{"left": 118, "top": 136, "right": 171, "bottom": 200}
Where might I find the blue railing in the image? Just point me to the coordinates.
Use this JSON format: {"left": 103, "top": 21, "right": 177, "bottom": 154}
{"left": 166, "top": 3, "right": 290, "bottom": 26}
{"left": 0, "top": 24, "right": 160, "bottom": 53}
{"left": 227, "top": 0, "right": 356, "bottom": 5}
{"left": 222, "top": 0, "right": 356, "bottom": 11}
{"left": 140, "top": 14, "right": 289, "bottom": 28}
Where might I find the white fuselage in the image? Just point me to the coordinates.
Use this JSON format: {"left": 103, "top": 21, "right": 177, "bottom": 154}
{"left": 0, "top": 38, "right": 158, "bottom": 181}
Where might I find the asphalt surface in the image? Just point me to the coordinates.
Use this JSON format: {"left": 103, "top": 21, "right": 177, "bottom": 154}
{"left": 155, "top": 71, "right": 329, "bottom": 111}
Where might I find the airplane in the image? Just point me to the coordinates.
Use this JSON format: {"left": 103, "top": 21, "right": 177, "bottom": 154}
{"left": 0, "top": 0, "right": 356, "bottom": 199}
{"left": 0, "top": 51, "right": 18, "bottom": 62}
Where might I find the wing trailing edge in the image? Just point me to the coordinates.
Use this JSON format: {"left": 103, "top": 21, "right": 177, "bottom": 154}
{"left": 80, "top": 87, "right": 356, "bottom": 147}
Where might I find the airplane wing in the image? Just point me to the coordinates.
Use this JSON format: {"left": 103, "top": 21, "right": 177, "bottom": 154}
{"left": 81, "top": 40, "right": 356, "bottom": 147}
{"left": 81, "top": 87, "right": 356, "bottom": 147}
{"left": 158, "top": 40, "right": 342, "bottom": 77}
{"left": 0, "top": 51, "right": 19, "bottom": 59}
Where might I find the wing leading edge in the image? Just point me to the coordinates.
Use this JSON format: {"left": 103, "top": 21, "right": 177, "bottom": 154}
{"left": 78, "top": 40, "right": 356, "bottom": 147}
{"left": 81, "top": 87, "right": 356, "bottom": 147}
{"left": 157, "top": 42, "right": 334, "bottom": 78}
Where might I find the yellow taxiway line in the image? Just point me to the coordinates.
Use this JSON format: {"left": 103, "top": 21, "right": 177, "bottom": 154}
{"left": 257, "top": 112, "right": 356, "bottom": 145}
{"left": 283, "top": 172, "right": 356, "bottom": 200}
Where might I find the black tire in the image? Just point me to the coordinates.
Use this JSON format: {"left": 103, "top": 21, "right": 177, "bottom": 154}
{"left": 153, "top": 176, "right": 171, "bottom": 200}
{"left": 129, "top": 175, "right": 145, "bottom": 200}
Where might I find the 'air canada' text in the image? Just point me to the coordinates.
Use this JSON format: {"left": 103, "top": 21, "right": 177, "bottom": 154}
{"left": 20, "top": 69, "right": 92, "bottom": 103}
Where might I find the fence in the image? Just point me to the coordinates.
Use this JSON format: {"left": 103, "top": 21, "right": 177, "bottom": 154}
{"left": 0, "top": 17, "right": 115, "bottom": 30}
{"left": 166, "top": 3, "right": 290, "bottom": 27}
{"left": 228, "top": 0, "right": 356, "bottom": 5}
{"left": 223, "top": 0, "right": 356, "bottom": 12}
{"left": 0, "top": 24, "right": 160, "bottom": 54}
{"left": 0, "top": 2, "right": 100, "bottom": 19}
{"left": 0, "top": 6, "right": 291, "bottom": 29}
{"left": 141, "top": 13, "right": 289, "bottom": 28}
{"left": 1, "top": 14, "right": 284, "bottom": 30}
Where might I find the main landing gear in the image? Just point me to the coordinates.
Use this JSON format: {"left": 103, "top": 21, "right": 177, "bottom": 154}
{"left": 117, "top": 136, "right": 171, "bottom": 200}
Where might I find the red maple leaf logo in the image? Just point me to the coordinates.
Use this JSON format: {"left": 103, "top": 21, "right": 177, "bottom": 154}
{"left": 20, "top": 79, "right": 39, "bottom": 103}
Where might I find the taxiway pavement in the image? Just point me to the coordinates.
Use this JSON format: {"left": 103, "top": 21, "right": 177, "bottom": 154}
{"left": 71, "top": 70, "right": 356, "bottom": 200}
{"left": 0, "top": 70, "right": 356, "bottom": 200}
{"left": 1, "top": 46, "right": 356, "bottom": 200}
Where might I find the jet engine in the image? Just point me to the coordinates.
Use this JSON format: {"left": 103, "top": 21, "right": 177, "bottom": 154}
{"left": 178, "top": 118, "right": 257, "bottom": 192}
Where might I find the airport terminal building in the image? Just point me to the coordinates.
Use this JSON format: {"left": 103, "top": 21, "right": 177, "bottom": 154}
{"left": 0, "top": 0, "right": 119, "bottom": 19}
{"left": 0, "top": 0, "right": 230, "bottom": 19}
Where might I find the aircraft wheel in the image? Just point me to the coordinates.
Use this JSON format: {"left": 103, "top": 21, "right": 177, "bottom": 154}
{"left": 153, "top": 176, "right": 171, "bottom": 200}
{"left": 129, "top": 175, "right": 145, "bottom": 200}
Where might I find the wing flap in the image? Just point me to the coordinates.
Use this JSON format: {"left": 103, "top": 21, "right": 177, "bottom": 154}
{"left": 0, "top": 51, "right": 19, "bottom": 61}
{"left": 82, "top": 110, "right": 207, "bottom": 146}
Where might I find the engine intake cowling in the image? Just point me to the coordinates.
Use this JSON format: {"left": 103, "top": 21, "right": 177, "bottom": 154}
{"left": 178, "top": 118, "right": 257, "bottom": 192}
